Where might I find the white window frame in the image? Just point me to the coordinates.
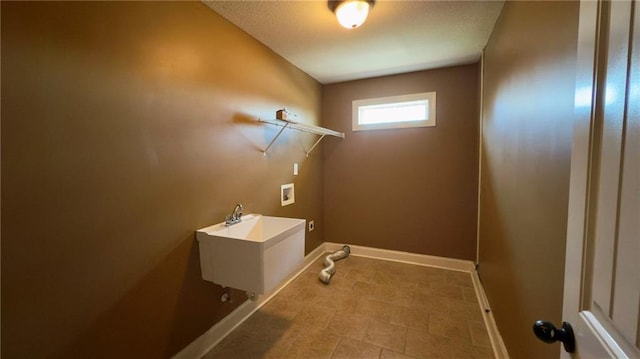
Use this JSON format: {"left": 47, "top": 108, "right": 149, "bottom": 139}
{"left": 352, "top": 92, "right": 436, "bottom": 131}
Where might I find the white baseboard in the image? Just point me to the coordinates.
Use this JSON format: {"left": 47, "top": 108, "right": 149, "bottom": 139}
{"left": 325, "top": 242, "right": 476, "bottom": 273}
{"left": 471, "top": 270, "right": 510, "bottom": 359}
{"left": 173, "top": 242, "right": 505, "bottom": 359}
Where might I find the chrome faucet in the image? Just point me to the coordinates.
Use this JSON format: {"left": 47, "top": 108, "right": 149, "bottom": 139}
{"left": 225, "top": 203, "right": 243, "bottom": 226}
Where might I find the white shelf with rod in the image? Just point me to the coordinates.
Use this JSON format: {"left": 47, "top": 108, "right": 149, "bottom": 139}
{"left": 258, "top": 110, "right": 345, "bottom": 156}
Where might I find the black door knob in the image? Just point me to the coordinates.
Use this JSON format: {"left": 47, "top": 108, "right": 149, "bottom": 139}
{"left": 533, "top": 320, "right": 576, "bottom": 353}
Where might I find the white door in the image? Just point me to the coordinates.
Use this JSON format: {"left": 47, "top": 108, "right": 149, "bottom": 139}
{"left": 546, "top": 0, "right": 640, "bottom": 357}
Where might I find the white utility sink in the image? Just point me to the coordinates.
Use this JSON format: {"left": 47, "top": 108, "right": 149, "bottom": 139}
{"left": 196, "top": 214, "right": 305, "bottom": 295}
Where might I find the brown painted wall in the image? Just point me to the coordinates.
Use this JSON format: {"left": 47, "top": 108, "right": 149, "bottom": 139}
{"left": 1, "top": 2, "right": 324, "bottom": 358}
{"left": 479, "top": 2, "right": 579, "bottom": 358}
{"left": 322, "top": 65, "right": 479, "bottom": 260}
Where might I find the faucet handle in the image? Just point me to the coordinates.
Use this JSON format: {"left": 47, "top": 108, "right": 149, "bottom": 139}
{"left": 225, "top": 204, "right": 244, "bottom": 226}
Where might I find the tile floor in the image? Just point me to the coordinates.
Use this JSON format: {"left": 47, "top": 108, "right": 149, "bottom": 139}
{"left": 203, "top": 254, "right": 494, "bottom": 359}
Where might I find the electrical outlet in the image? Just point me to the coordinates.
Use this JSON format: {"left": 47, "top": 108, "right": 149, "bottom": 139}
{"left": 308, "top": 220, "right": 315, "bottom": 232}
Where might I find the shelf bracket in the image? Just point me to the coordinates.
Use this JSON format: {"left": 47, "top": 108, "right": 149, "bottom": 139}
{"left": 305, "top": 134, "right": 326, "bottom": 157}
{"left": 262, "top": 121, "right": 290, "bottom": 156}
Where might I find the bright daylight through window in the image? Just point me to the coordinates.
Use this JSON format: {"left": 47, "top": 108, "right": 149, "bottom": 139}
{"left": 352, "top": 92, "right": 436, "bottom": 131}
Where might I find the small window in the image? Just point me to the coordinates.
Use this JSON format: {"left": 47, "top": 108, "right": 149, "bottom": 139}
{"left": 352, "top": 92, "right": 436, "bottom": 131}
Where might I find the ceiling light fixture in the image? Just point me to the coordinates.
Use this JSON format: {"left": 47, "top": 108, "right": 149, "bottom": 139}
{"left": 328, "top": 0, "right": 375, "bottom": 29}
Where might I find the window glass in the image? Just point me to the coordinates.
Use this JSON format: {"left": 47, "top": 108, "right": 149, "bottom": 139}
{"left": 352, "top": 92, "right": 436, "bottom": 131}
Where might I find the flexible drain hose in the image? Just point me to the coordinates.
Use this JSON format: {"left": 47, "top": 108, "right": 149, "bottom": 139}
{"left": 319, "top": 245, "right": 350, "bottom": 284}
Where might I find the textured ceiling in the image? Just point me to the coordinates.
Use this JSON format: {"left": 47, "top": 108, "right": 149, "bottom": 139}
{"left": 204, "top": 1, "right": 504, "bottom": 84}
